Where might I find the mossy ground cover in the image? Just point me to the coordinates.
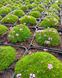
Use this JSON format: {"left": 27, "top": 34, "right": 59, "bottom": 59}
{"left": 0, "top": 0, "right": 62, "bottom": 77}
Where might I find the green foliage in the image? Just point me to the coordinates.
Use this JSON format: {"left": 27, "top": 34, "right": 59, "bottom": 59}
{"left": 15, "top": 52, "right": 62, "bottom": 78}
{"left": 35, "top": 28, "right": 60, "bottom": 46}
{"left": 12, "top": 9, "right": 25, "bottom": 17}
{"left": 19, "top": 15, "right": 36, "bottom": 25}
{"left": 0, "top": 24, "right": 8, "bottom": 36}
{"left": 39, "top": 16, "right": 59, "bottom": 28}
{"left": 20, "top": 5, "right": 28, "bottom": 11}
{"left": 32, "top": 6, "right": 44, "bottom": 12}
{"left": 0, "top": 46, "right": 16, "bottom": 71}
{"left": 1, "top": 14, "right": 18, "bottom": 24}
{"left": 29, "top": 11, "right": 41, "bottom": 18}
{"left": 0, "top": 6, "right": 11, "bottom": 15}
{"left": 0, "top": 16, "right": 2, "bottom": 20}
{"left": 50, "top": 3, "right": 60, "bottom": 10}
{"left": 8, "top": 24, "right": 31, "bottom": 43}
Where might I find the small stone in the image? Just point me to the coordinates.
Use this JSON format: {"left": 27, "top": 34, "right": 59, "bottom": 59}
{"left": 43, "top": 48, "right": 48, "bottom": 51}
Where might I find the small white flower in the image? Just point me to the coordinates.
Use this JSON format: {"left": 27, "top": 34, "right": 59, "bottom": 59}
{"left": 36, "top": 30, "right": 43, "bottom": 33}
{"left": 52, "top": 30, "right": 57, "bottom": 33}
{"left": 48, "top": 37, "right": 52, "bottom": 41}
{"left": 16, "top": 33, "right": 19, "bottom": 36}
{"left": 30, "top": 73, "right": 33, "bottom": 78}
{"left": 45, "top": 40, "right": 50, "bottom": 44}
{"left": 28, "top": 16, "right": 30, "bottom": 18}
{"left": 20, "top": 28, "right": 23, "bottom": 31}
{"left": 16, "top": 74, "right": 21, "bottom": 78}
{"left": 48, "top": 64, "right": 53, "bottom": 70}
{"left": 32, "top": 74, "right": 35, "bottom": 77}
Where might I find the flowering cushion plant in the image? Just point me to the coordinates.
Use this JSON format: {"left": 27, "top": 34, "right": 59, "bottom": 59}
{"left": 19, "top": 15, "right": 36, "bottom": 25}
{"left": 8, "top": 24, "right": 31, "bottom": 43}
{"left": 15, "top": 52, "right": 62, "bottom": 78}
{"left": 35, "top": 28, "right": 61, "bottom": 46}
{"left": 1, "top": 14, "right": 18, "bottom": 24}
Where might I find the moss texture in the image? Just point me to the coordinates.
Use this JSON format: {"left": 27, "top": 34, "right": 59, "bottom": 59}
{"left": 15, "top": 52, "right": 62, "bottom": 78}
{"left": 8, "top": 24, "right": 31, "bottom": 43}
{"left": 0, "top": 46, "right": 16, "bottom": 71}
{"left": 35, "top": 28, "right": 61, "bottom": 46}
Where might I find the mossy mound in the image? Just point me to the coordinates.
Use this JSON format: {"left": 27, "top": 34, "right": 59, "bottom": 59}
{"left": 15, "top": 52, "right": 62, "bottom": 78}
{"left": 0, "top": 24, "right": 8, "bottom": 36}
{"left": 1, "top": 14, "right": 18, "bottom": 24}
{"left": 0, "top": 6, "right": 11, "bottom": 15}
{"left": 12, "top": 9, "right": 25, "bottom": 17}
{"left": 19, "top": 15, "right": 36, "bottom": 25}
{"left": 35, "top": 28, "right": 61, "bottom": 46}
{"left": 0, "top": 46, "right": 16, "bottom": 71}
{"left": 8, "top": 24, "right": 31, "bottom": 43}
{"left": 29, "top": 11, "right": 41, "bottom": 18}
{"left": 39, "top": 16, "right": 59, "bottom": 28}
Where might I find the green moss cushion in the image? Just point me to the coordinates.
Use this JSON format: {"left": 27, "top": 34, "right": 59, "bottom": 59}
{"left": 0, "top": 24, "right": 8, "bottom": 36}
{"left": 15, "top": 52, "right": 62, "bottom": 78}
{"left": 50, "top": 3, "right": 60, "bottom": 10}
{"left": 0, "top": 46, "right": 16, "bottom": 71}
{"left": 0, "top": 6, "right": 11, "bottom": 15}
{"left": 35, "top": 28, "right": 60, "bottom": 46}
{"left": 12, "top": 9, "right": 25, "bottom": 17}
{"left": 19, "top": 15, "right": 36, "bottom": 25}
{"left": 39, "top": 16, "right": 59, "bottom": 28}
{"left": 32, "top": 6, "right": 44, "bottom": 12}
{"left": 8, "top": 24, "right": 31, "bottom": 43}
{"left": 1, "top": 14, "right": 18, "bottom": 24}
{"left": 29, "top": 11, "right": 41, "bottom": 18}
{"left": 20, "top": 5, "right": 28, "bottom": 11}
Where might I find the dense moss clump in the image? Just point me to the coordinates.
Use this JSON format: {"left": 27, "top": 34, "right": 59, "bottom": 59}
{"left": 20, "top": 5, "right": 28, "bottom": 11}
{"left": 0, "top": 24, "right": 8, "bottom": 36}
{"left": 19, "top": 15, "right": 36, "bottom": 25}
{"left": 8, "top": 24, "right": 31, "bottom": 43}
{"left": 0, "top": 46, "right": 16, "bottom": 71}
{"left": 35, "top": 28, "right": 61, "bottom": 46}
{"left": 15, "top": 52, "right": 62, "bottom": 78}
{"left": 32, "top": 6, "right": 44, "bottom": 12}
{"left": 12, "top": 9, "right": 25, "bottom": 17}
{"left": 29, "top": 11, "right": 41, "bottom": 18}
{"left": 0, "top": 6, "right": 11, "bottom": 15}
{"left": 39, "top": 16, "right": 59, "bottom": 28}
{"left": 1, "top": 14, "right": 18, "bottom": 24}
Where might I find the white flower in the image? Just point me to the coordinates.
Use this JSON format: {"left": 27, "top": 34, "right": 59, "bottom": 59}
{"left": 52, "top": 30, "right": 57, "bottom": 33}
{"left": 16, "top": 74, "right": 21, "bottom": 78}
{"left": 48, "top": 64, "right": 53, "bottom": 70}
{"left": 28, "top": 16, "right": 30, "bottom": 18}
{"left": 36, "top": 30, "right": 43, "bottom": 33}
{"left": 16, "top": 33, "right": 19, "bottom": 36}
{"left": 48, "top": 37, "right": 52, "bottom": 41}
{"left": 32, "top": 74, "right": 35, "bottom": 77}
{"left": 20, "top": 28, "right": 23, "bottom": 31}
{"left": 45, "top": 40, "right": 50, "bottom": 44}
